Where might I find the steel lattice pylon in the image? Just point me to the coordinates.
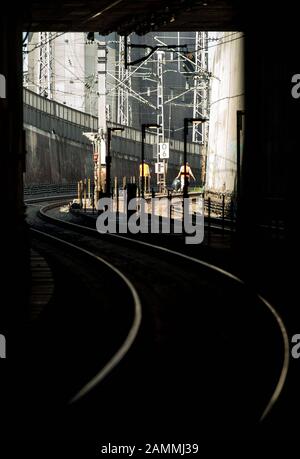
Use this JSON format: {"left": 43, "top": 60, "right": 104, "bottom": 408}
{"left": 156, "top": 50, "right": 166, "bottom": 192}
{"left": 38, "top": 32, "right": 53, "bottom": 99}
{"left": 192, "top": 31, "right": 209, "bottom": 144}
{"left": 117, "top": 36, "right": 132, "bottom": 126}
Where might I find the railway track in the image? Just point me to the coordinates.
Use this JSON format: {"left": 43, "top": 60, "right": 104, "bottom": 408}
{"left": 26, "top": 196, "right": 289, "bottom": 424}
{"left": 30, "top": 227, "right": 142, "bottom": 405}
{"left": 23, "top": 193, "right": 290, "bottom": 452}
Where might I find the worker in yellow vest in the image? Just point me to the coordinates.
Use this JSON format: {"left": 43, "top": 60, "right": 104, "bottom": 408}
{"left": 139, "top": 162, "right": 151, "bottom": 193}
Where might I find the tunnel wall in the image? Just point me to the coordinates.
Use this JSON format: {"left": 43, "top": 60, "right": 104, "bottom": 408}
{"left": 206, "top": 32, "right": 245, "bottom": 193}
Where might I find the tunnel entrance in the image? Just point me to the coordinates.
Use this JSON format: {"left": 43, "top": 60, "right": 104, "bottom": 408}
{"left": 22, "top": 30, "right": 244, "bottom": 223}
{"left": 0, "top": 2, "right": 294, "bottom": 454}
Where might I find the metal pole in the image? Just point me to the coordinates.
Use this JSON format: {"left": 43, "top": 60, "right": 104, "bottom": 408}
{"left": 84, "top": 178, "right": 87, "bottom": 212}
{"left": 79, "top": 180, "right": 83, "bottom": 208}
{"left": 141, "top": 124, "right": 145, "bottom": 198}
{"left": 124, "top": 35, "right": 128, "bottom": 70}
{"left": 106, "top": 127, "right": 112, "bottom": 196}
{"left": 182, "top": 118, "right": 189, "bottom": 224}
{"left": 97, "top": 42, "right": 107, "bottom": 201}
{"left": 92, "top": 140, "right": 97, "bottom": 205}
{"left": 183, "top": 118, "right": 189, "bottom": 198}
{"left": 156, "top": 51, "right": 165, "bottom": 192}
{"left": 98, "top": 147, "right": 102, "bottom": 195}
{"left": 222, "top": 194, "right": 225, "bottom": 236}
{"left": 236, "top": 110, "right": 244, "bottom": 210}
{"left": 115, "top": 177, "right": 119, "bottom": 216}
{"left": 208, "top": 196, "right": 211, "bottom": 240}
{"left": 92, "top": 182, "right": 95, "bottom": 214}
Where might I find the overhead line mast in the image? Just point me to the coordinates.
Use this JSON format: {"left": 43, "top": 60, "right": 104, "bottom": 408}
{"left": 117, "top": 35, "right": 132, "bottom": 126}
{"left": 38, "top": 32, "right": 53, "bottom": 99}
{"left": 192, "top": 31, "right": 209, "bottom": 145}
{"left": 156, "top": 51, "right": 166, "bottom": 193}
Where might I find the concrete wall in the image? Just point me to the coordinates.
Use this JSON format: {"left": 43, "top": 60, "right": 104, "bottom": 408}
{"left": 24, "top": 124, "right": 93, "bottom": 184}
{"left": 206, "top": 32, "right": 244, "bottom": 193}
{"left": 24, "top": 123, "right": 201, "bottom": 187}
{"left": 24, "top": 122, "right": 202, "bottom": 187}
{"left": 23, "top": 89, "right": 95, "bottom": 185}
{"left": 23, "top": 88, "right": 203, "bottom": 187}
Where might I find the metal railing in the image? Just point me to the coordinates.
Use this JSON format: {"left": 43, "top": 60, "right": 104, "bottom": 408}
{"left": 108, "top": 121, "right": 203, "bottom": 154}
{"left": 24, "top": 182, "right": 78, "bottom": 196}
{"left": 23, "top": 88, "right": 97, "bottom": 131}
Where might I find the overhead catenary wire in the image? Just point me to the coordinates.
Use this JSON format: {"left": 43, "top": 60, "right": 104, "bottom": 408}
{"left": 107, "top": 72, "right": 157, "bottom": 109}
{"left": 24, "top": 31, "right": 243, "bottom": 142}
{"left": 25, "top": 32, "right": 66, "bottom": 54}
{"left": 25, "top": 32, "right": 208, "bottom": 110}
{"left": 188, "top": 32, "right": 244, "bottom": 54}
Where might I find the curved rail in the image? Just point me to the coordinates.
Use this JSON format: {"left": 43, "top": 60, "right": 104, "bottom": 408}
{"left": 30, "top": 227, "right": 142, "bottom": 404}
{"left": 35, "top": 200, "right": 290, "bottom": 420}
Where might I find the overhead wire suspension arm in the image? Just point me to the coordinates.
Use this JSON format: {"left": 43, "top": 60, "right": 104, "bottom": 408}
{"left": 124, "top": 35, "right": 187, "bottom": 68}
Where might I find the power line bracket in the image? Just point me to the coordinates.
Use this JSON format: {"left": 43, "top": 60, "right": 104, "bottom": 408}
{"left": 124, "top": 35, "right": 187, "bottom": 68}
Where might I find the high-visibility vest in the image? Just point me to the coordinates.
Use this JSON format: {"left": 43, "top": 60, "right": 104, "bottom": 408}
{"left": 139, "top": 163, "right": 150, "bottom": 177}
